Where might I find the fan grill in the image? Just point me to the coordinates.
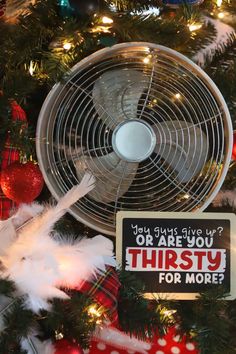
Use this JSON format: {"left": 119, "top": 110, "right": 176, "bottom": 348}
{"left": 36, "top": 43, "right": 232, "bottom": 235}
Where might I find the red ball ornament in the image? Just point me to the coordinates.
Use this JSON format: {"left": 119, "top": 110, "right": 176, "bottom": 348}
{"left": 1, "top": 162, "right": 44, "bottom": 203}
{"left": 232, "top": 130, "right": 236, "bottom": 161}
{"left": 54, "top": 339, "right": 83, "bottom": 354}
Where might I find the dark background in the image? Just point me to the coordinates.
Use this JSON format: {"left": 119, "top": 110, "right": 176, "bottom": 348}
{"left": 122, "top": 218, "right": 231, "bottom": 293}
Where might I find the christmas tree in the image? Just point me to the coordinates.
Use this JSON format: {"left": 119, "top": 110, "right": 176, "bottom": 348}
{"left": 0, "top": 0, "right": 236, "bottom": 353}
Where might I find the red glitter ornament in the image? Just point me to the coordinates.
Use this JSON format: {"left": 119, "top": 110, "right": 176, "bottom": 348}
{"left": 0, "top": 0, "right": 6, "bottom": 19}
{"left": 0, "top": 100, "right": 27, "bottom": 219}
{"left": 232, "top": 131, "right": 236, "bottom": 161}
{"left": 54, "top": 339, "right": 83, "bottom": 354}
{"left": 1, "top": 162, "right": 44, "bottom": 203}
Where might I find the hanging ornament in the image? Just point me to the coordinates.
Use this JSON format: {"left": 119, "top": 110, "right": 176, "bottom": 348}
{"left": 1, "top": 161, "right": 44, "bottom": 203}
{"left": 0, "top": 0, "right": 6, "bottom": 18}
{"left": 68, "top": 0, "right": 100, "bottom": 16}
{"left": 54, "top": 339, "right": 83, "bottom": 354}
{"left": 59, "top": 0, "right": 74, "bottom": 17}
{"left": 163, "top": 0, "right": 204, "bottom": 7}
{"left": 0, "top": 100, "right": 27, "bottom": 219}
{"left": 232, "top": 130, "right": 236, "bottom": 161}
{"left": 169, "top": 10, "right": 176, "bottom": 17}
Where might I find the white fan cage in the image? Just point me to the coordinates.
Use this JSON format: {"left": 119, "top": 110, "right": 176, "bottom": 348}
{"left": 36, "top": 43, "right": 233, "bottom": 236}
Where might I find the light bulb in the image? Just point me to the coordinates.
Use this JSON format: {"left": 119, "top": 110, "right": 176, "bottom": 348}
{"left": 143, "top": 57, "right": 150, "bottom": 64}
{"left": 188, "top": 22, "right": 202, "bottom": 32}
{"left": 102, "top": 16, "right": 113, "bottom": 24}
{"left": 29, "top": 60, "right": 36, "bottom": 76}
{"left": 63, "top": 42, "right": 72, "bottom": 50}
{"left": 218, "top": 12, "right": 225, "bottom": 19}
{"left": 143, "top": 55, "right": 152, "bottom": 64}
{"left": 163, "top": 309, "right": 177, "bottom": 317}
{"left": 88, "top": 305, "right": 102, "bottom": 318}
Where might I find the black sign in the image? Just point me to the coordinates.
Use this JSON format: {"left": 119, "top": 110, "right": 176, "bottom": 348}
{"left": 116, "top": 212, "right": 234, "bottom": 298}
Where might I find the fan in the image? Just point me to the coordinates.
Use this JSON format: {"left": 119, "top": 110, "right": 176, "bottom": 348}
{"left": 36, "top": 42, "right": 233, "bottom": 236}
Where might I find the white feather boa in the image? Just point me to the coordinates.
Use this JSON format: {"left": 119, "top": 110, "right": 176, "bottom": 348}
{"left": 0, "top": 173, "right": 116, "bottom": 313}
{"left": 21, "top": 336, "right": 55, "bottom": 354}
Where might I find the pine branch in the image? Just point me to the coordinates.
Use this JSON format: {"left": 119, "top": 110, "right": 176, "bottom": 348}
{"left": 223, "top": 1, "right": 236, "bottom": 16}
{"left": 176, "top": 287, "right": 236, "bottom": 354}
{"left": 0, "top": 298, "right": 35, "bottom": 354}
{"left": 105, "top": 0, "right": 162, "bottom": 12}
{"left": 0, "top": 278, "right": 16, "bottom": 297}
{"left": 39, "top": 292, "right": 97, "bottom": 348}
{"left": 205, "top": 40, "right": 236, "bottom": 129}
{"left": 0, "top": 0, "right": 62, "bottom": 98}
{"left": 223, "top": 164, "right": 236, "bottom": 190}
{"left": 118, "top": 270, "right": 172, "bottom": 339}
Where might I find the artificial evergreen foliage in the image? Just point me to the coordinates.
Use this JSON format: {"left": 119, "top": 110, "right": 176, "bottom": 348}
{"left": 108, "top": 0, "right": 162, "bottom": 12}
{"left": 118, "top": 271, "right": 170, "bottom": 339}
{"left": 0, "top": 298, "right": 35, "bottom": 354}
{"left": 0, "top": 278, "right": 16, "bottom": 296}
{"left": 0, "top": 0, "right": 220, "bottom": 156}
{"left": 39, "top": 292, "right": 97, "bottom": 348}
{"left": 0, "top": 0, "right": 236, "bottom": 352}
{"left": 176, "top": 288, "right": 236, "bottom": 354}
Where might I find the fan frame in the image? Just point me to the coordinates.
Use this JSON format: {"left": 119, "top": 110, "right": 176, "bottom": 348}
{"left": 36, "top": 42, "right": 233, "bottom": 236}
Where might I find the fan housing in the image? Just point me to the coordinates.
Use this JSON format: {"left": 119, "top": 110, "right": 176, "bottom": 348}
{"left": 36, "top": 43, "right": 233, "bottom": 236}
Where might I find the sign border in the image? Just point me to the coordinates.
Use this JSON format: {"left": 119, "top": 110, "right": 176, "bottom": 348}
{"left": 116, "top": 211, "right": 236, "bottom": 300}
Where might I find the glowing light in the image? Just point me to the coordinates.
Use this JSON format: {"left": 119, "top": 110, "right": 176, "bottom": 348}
{"left": 175, "top": 93, "right": 181, "bottom": 99}
{"left": 188, "top": 22, "right": 202, "bottom": 32}
{"left": 60, "top": 0, "right": 70, "bottom": 6}
{"left": 164, "top": 309, "right": 177, "bottom": 317}
{"left": 63, "top": 42, "right": 72, "bottom": 50}
{"left": 159, "top": 306, "right": 177, "bottom": 321}
{"left": 131, "top": 6, "right": 160, "bottom": 16}
{"left": 88, "top": 305, "right": 102, "bottom": 318}
{"left": 102, "top": 16, "right": 113, "bottom": 24}
{"left": 143, "top": 55, "right": 152, "bottom": 64}
{"left": 218, "top": 12, "right": 225, "bottom": 19}
{"left": 29, "top": 60, "right": 36, "bottom": 76}
{"left": 216, "top": 0, "right": 222, "bottom": 7}
{"left": 91, "top": 25, "right": 111, "bottom": 33}
{"left": 55, "top": 331, "right": 64, "bottom": 340}
{"left": 143, "top": 57, "right": 150, "bottom": 64}
{"left": 183, "top": 193, "right": 190, "bottom": 199}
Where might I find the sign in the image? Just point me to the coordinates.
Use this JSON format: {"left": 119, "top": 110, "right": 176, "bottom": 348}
{"left": 116, "top": 212, "right": 236, "bottom": 299}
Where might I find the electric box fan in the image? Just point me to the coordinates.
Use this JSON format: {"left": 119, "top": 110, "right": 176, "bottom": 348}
{"left": 36, "top": 43, "right": 233, "bottom": 236}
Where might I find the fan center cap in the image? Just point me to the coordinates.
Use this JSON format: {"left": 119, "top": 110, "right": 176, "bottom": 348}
{"left": 112, "top": 120, "right": 156, "bottom": 162}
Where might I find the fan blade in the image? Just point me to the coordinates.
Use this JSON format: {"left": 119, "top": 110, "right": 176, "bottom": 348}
{"left": 153, "top": 121, "right": 209, "bottom": 183}
{"left": 92, "top": 69, "right": 148, "bottom": 129}
{"left": 75, "top": 153, "right": 138, "bottom": 203}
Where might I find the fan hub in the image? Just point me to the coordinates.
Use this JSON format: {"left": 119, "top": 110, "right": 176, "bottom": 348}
{"left": 112, "top": 120, "right": 156, "bottom": 162}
